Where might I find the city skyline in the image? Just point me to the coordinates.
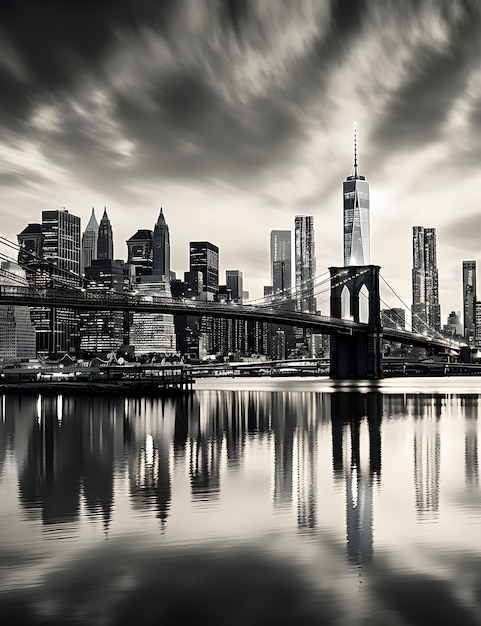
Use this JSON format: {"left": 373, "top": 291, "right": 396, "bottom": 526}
{"left": 2, "top": 2, "right": 481, "bottom": 316}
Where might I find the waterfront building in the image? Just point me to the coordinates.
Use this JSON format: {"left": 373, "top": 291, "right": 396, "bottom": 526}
{"left": 129, "top": 209, "right": 176, "bottom": 355}
{"left": 0, "top": 261, "right": 36, "bottom": 359}
{"left": 97, "top": 208, "right": 114, "bottom": 261}
{"left": 81, "top": 208, "right": 98, "bottom": 274}
{"left": 412, "top": 226, "right": 441, "bottom": 333}
{"left": 343, "top": 126, "right": 370, "bottom": 266}
{"left": 17, "top": 209, "right": 81, "bottom": 355}
{"left": 189, "top": 241, "right": 219, "bottom": 299}
{"left": 295, "top": 215, "right": 316, "bottom": 313}
{"left": 271, "top": 328, "right": 287, "bottom": 360}
{"left": 463, "top": 260, "right": 476, "bottom": 344}
{"left": 79, "top": 259, "right": 127, "bottom": 355}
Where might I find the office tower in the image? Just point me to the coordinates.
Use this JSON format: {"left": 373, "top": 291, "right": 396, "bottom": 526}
{"left": 97, "top": 208, "right": 114, "bottom": 260}
{"left": 343, "top": 126, "right": 370, "bottom": 266}
{"left": 79, "top": 260, "right": 127, "bottom": 355}
{"left": 463, "top": 260, "right": 476, "bottom": 343}
{"left": 42, "top": 209, "right": 81, "bottom": 282}
{"left": 81, "top": 207, "right": 99, "bottom": 273}
{"left": 270, "top": 230, "right": 291, "bottom": 295}
{"left": 189, "top": 241, "right": 219, "bottom": 298}
{"left": 18, "top": 209, "right": 81, "bottom": 355}
{"left": 443, "top": 311, "right": 462, "bottom": 338}
{"left": 475, "top": 302, "right": 481, "bottom": 348}
{"left": 295, "top": 215, "right": 316, "bottom": 313}
{"left": 152, "top": 207, "right": 170, "bottom": 282}
{"left": 129, "top": 210, "right": 176, "bottom": 355}
{"left": 412, "top": 226, "right": 441, "bottom": 333}
{"left": 17, "top": 223, "right": 44, "bottom": 280}
{"left": 226, "top": 270, "right": 243, "bottom": 301}
{"left": 0, "top": 261, "right": 36, "bottom": 358}
{"left": 126, "top": 229, "right": 153, "bottom": 283}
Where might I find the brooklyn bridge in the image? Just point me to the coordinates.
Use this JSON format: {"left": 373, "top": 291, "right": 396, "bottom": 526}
{"left": 0, "top": 234, "right": 463, "bottom": 380}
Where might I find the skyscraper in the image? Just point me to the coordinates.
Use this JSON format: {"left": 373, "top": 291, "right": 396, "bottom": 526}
{"left": 152, "top": 207, "right": 170, "bottom": 282}
{"left": 226, "top": 270, "right": 243, "bottom": 301}
{"left": 270, "top": 230, "right": 291, "bottom": 295}
{"left": 189, "top": 241, "right": 219, "bottom": 299}
{"left": 81, "top": 207, "right": 99, "bottom": 274}
{"left": 97, "top": 208, "right": 114, "bottom": 260}
{"left": 343, "top": 126, "right": 370, "bottom": 266}
{"left": 295, "top": 216, "right": 316, "bottom": 313}
{"left": 463, "top": 260, "right": 476, "bottom": 343}
{"left": 129, "top": 209, "right": 176, "bottom": 355}
{"left": 412, "top": 226, "right": 441, "bottom": 333}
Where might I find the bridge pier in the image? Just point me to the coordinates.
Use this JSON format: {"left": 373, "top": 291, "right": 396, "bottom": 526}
{"left": 329, "top": 265, "right": 383, "bottom": 380}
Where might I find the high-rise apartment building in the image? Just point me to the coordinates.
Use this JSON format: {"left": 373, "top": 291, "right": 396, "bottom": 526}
{"left": 270, "top": 230, "right": 291, "bottom": 295}
{"left": 0, "top": 261, "right": 36, "bottom": 359}
{"left": 295, "top": 216, "right": 316, "bottom": 313}
{"left": 343, "top": 127, "right": 370, "bottom": 266}
{"left": 463, "top": 260, "right": 476, "bottom": 343}
{"left": 97, "top": 208, "right": 114, "bottom": 260}
{"left": 81, "top": 207, "right": 98, "bottom": 273}
{"left": 189, "top": 241, "right": 219, "bottom": 298}
{"left": 412, "top": 226, "right": 441, "bottom": 333}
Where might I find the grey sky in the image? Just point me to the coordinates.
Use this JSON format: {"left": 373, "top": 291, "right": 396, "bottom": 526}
{"left": 1, "top": 0, "right": 481, "bottom": 317}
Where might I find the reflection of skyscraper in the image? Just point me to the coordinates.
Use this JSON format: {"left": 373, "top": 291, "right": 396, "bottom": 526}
{"left": 297, "top": 402, "right": 317, "bottom": 530}
{"left": 412, "top": 226, "right": 441, "bottom": 333}
{"left": 330, "top": 392, "right": 381, "bottom": 565}
{"left": 295, "top": 216, "right": 316, "bottom": 313}
{"left": 272, "top": 395, "right": 296, "bottom": 508}
{"left": 413, "top": 417, "right": 441, "bottom": 520}
{"left": 463, "top": 260, "right": 476, "bottom": 343}
{"left": 343, "top": 126, "right": 370, "bottom": 266}
{"left": 465, "top": 413, "right": 478, "bottom": 489}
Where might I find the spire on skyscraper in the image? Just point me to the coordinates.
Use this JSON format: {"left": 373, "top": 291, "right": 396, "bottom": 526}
{"left": 353, "top": 122, "right": 359, "bottom": 179}
{"left": 97, "top": 206, "right": 114, "bottom": 260}
{"left": 86, "top": 207, "right": 99, "bottom": 232}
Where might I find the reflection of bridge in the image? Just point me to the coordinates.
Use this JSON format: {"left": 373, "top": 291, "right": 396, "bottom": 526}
{"left": 0, "top": 268, "right": 461, "bottom": 379}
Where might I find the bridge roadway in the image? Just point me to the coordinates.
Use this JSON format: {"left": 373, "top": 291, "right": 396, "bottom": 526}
{"left": 0, "top": 284, "right": 461, "bottom": 353}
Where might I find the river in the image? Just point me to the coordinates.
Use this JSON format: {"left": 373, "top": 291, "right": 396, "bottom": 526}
{"left": 0, "top": 376, "right": 480, "bottom": 625}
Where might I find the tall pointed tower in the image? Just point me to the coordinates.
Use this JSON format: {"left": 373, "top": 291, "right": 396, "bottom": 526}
{"left": 152, "top": 206, "right": 170, "bottom": 282}
{"left": 343, "top": 125, "right": 370, "bottom": 266}
{"left": 97, "top": 207, "right": 114, "bottom": 260}
{"left": 81, "top": 207, "right": 99, "bottom": 273}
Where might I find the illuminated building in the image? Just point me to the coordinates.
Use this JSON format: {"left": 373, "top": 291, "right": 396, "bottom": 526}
{"left": 343, "top": 126, "right": 370, "bottom": 266}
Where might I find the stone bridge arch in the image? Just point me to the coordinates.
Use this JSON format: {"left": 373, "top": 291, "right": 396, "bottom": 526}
{"left": 329, "top": 265, "right": 383, "bottom": 379}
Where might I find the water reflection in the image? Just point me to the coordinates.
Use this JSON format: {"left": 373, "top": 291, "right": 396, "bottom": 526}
{"left": 1, "top": 386, "right": 481, "bottom": 624}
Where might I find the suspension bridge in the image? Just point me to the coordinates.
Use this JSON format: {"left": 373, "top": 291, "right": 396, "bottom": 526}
{"left": 0, "top": 234, "right": 463, "bottom": 379}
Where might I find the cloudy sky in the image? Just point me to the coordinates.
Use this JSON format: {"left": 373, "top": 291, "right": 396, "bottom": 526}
{"left": 1, "top": 0, "right": 481, "bottom": 318}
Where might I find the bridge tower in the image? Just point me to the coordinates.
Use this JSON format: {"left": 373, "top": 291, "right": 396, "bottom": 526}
{"left": 329, "top": 265, "right": 383, "bottom": 379}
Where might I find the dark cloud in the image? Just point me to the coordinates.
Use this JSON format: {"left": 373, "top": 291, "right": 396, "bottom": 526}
{"left": 372, "top": 1, "right": 481, "bottom": 152}
{"left": 0, "top": 0, "right": 178, "bottom": 121}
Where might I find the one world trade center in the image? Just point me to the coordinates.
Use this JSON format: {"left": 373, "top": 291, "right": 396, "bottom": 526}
{"left": 343, "top": 126, "right": 370, "bottom": 266}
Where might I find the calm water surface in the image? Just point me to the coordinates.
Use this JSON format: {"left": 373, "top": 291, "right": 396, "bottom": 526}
{"left": 1, "top": 376, "right": 481, "bottom": 625}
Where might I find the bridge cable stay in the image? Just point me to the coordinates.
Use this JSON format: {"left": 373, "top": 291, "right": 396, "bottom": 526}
{"left": 0, "top": 234, "right": 89, "bottom": 290}
{"left": 379, "top": 273, "right": 451, "bottom": 341}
